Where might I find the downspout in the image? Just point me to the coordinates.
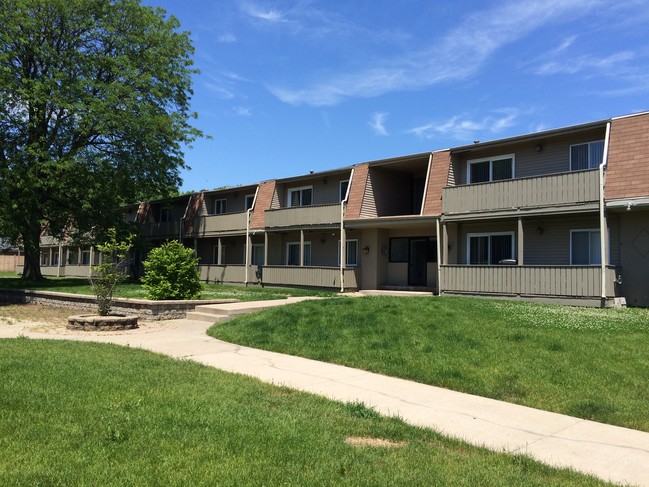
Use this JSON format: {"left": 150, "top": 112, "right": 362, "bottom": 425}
{"left": 340, "top": 168, "right": 355, "bottom": 292}
{"left": 599, "top": 122, "right": 611, "bottom": 301}
{"left": 436, "top": 218, "right": 442, "bottom": 296}
{"left": 245, "top": 208, "right": 251, "bottom": 286}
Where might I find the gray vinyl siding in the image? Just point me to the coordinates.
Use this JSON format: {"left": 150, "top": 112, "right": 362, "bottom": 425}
{"left": 452, "top": 128, "right": 606, "bottom": 186}
{"left": 454, "top": 214, "right": 619, "bottom": 266}
{"left": 203, "top": 191, "right": 254, "bottom": 215}
{"left": 274, "top": 173, "right": 350, "bottom": 208}
{"left": 195, "top": 236, "right": 247, "bottom": 265}
{"left": 360, "top": 168, "right": 419, "bottom": 217}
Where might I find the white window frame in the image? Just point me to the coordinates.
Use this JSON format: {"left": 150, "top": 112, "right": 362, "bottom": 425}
{"left": 52, "top": 251, "right": 59, "bottom": 267}
{"left": 337, "top": 239, "right": 358, "bottom": 267}
{"left": 40, "top": 251, "right": 50, "bottom": 266}
{"left": 214, "top": 199, "right": 227, "bottom": 215}
{"left": 339, "top": 180, "right": 350, "bottom": 202}
{"left": 467, "top": 154, "right": 515, "bottom": 184}
{"left": 466, "top": 231, "right": 515, "bottom": 265}
{"left": 287, "top": 186, "right": 313, "bottom": 207}
{"left": 245, "top": 194, "right": 255, "bottom": 211}
{"left": 569, "top": 140, "right": 605, "bottom": 171}
{"left": 81, "top": 249, "right": 91, "bottom": 265}
{"left": 212, "top": 244, "right": 225, "bottom": 265}
{"left": 569, "top": 228, "right": 608, "bottom": 265}
{"left": 160, "top": 207, "right": 172, "bottom": 223}
{"left": 286, "top": 241, "right": 312, "bottom": 266}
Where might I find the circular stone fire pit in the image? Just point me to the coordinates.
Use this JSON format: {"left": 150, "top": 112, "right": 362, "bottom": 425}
{"left": 67, "top": 314, "right": 139, "bottom": 331}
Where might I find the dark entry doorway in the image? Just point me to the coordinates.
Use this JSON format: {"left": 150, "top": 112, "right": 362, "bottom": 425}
{"left": 408, "top": 238, "right": 428, "bottom": 286}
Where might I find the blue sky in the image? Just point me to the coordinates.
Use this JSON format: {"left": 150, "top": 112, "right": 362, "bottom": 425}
{"left": 144, "top": 0, "right": 649, "bottom": 192}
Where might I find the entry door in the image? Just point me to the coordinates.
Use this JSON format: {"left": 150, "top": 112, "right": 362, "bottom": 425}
{"left": 408, "top": 238, "right": 428, "bottom": 286}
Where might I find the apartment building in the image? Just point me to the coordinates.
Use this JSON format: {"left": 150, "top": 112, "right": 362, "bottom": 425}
{"left": 31, "top": 111, "right": 649, "bottom": 307}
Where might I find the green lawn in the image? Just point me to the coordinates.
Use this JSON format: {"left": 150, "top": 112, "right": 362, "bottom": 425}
{"left": 208, "top": 296, "right": 649, "bottom": 432}
{"left": 0, "top": 274, "right": 334, "bottom": 301}
{"left": 0, "top": 339, "right": 607, "bottom": 486}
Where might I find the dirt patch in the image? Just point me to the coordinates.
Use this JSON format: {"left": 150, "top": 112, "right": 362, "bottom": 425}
{"left": 344, "top": 437, "right": 407, "bottom": 448}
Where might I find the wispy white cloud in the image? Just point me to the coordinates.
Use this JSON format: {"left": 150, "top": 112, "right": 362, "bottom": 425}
{"left": 234, "top": 106, "right": 252, "bottom": 117}
{"left": 408, "top": 109, "right": 520, "bottom": 141}
{"left": 369, "top": 112, "right": 388, "bottom": 136}
{"left": 203, "top": 71, "right": 249, "bottom": 100}
{"left": 218, "top": 32, "right": 237, "bottom": 43}
{"left": 535, "top": 51, "right": 635, "bottom": 75}
{"left": 240, "top": 2, "right": 289, "bottom": 22}
{"left": 268, "top": 0, "right": 605, "bottom": 106}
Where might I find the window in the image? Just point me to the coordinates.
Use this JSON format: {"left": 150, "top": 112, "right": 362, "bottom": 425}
{"left": 40, "top": 252, "right": 50, "bottom": 266}
{"left": 570, "top": 141, "right": 604, "bottom": 170}
{"left": 214, "top": 199, "right": 227, "bottom": 214}
{"left": 389, "top": 238, "right": 409, "bottom": 262}
{"left": 390, "top": 237, "right": 437, "bottom": 263}
{"left": 245, "top": 194, "right": 255, "bottom": 211}
{"left": 287, "top": 242, "right": 311, "bottom": 266}
{"left": 52, "top": 251, "right": 59, "bottom": 267}
{"left": 288, "top": 186, "right": 313, "bottom": 207}
{"left": 160, "top": 207, "right": 172, "bottom": 223}
{"left": 337, "top": 239, "right": 358, "bottom": 267}
{"left": 570, "top": 229, "right": 601, "bottom": 265}
{"left": 468, "top": 155, "right": 514, "bottom": 183}
{"left": 251, "top": 244, "right": 264, "bottom": 266}
{"left": 67, "top": 249, "right": 78, "bottom": 264}
{"left": 81, "top": 250, "right": 91, "bottom": 265}
{"left": 467, "top": 232, "right": 514, "bottom": 264}
{"left": 212, "top": 244, "right": 225, "bottom": 264}
{"left": 339, "top": 180, "right": 349, "bottom": 202}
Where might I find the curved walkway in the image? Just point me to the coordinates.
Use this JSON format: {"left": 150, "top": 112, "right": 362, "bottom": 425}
{"left": 1, "top": 302, "right": 648, "bottom": 486}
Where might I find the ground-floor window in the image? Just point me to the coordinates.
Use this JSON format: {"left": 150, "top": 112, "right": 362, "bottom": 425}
{"left": 389, "top": 237, "right": 437, "bottom": 263}
{"left": 52, "top": 251, "right": 59, "bottom": 267}
{"left": 251, "top": 244, "right": 264, "bottom": 266}
{"left": 212, "top": 244, "right": 225, "bottom": 265}
{"left": 287, "top": 242, "right": 311, "bottom": 266}
{"left": 81, "top": 249, "right": 91, "bottom": 265}
{"left": 337, "top": 239, "right": 358, "bottom": 266}
{"left": 40, "top": 251, "right": 50, "bottom": 266}
{"left": 570, "top": 229, "right": 601, "bottom": 265}
{"left": 467, "top": 232, "right": 514, "bottom": 264}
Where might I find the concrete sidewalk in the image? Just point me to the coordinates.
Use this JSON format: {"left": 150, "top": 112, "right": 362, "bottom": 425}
{"left": 2, "top": 306, "right": 648, "bottom": 486}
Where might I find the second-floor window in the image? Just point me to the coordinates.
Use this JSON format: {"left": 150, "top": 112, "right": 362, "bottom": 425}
{"left": 339, "top": 180, "right": 349, "bottom": 202}
{"left": 468, "top": 155, "right": 514, "bottom": 183}
{"left": 245, "top": 194, "right": 255, "bottom": 210}
{"left": 160, "top": 207, "right": 172, "bottom": 222}
{"left": 214, "top": 199, "right": 227, "bottom": 214}
{"left": 288, "top": 186, "right": 313, "bottom": 207}
{"left": 570, "top": 141, "right": 604, "bottom": 170}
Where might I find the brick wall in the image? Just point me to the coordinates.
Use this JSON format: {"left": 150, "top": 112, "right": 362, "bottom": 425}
{"left": 606, "top": 112, "right": 649, "bottom": 200}
{"left": 422, "top": 150, "right": 451, "bottom": 215}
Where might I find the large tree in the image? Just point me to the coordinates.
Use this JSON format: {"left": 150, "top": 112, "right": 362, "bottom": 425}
{"left": 0, "top": 0, "right": 202, "bottom": 279}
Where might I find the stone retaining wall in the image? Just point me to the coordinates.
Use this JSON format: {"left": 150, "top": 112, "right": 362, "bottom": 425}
{"left": 0, "top": 289, "right": 236, "bottom": 320}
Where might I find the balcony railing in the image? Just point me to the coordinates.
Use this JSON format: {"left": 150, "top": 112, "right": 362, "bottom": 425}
{"left": 139, "top": 221, "right": 181, "bottom": 239}
{"left": 442, "top": 169, "right": 599, "bottom": 216}
{"left": 193, "top": 212, "right": 248, "bottom": 236}
{"left": 440, "top": 265, "right": 618, "bottom": 298}
{"left": 199, "top": 264, "right": 255, "bottom": 284}
{"left": 265, "top": 204, "right": 340, "bottom": 228}
{"left": 262, "top": 265, "right": 359, "bottom": 289}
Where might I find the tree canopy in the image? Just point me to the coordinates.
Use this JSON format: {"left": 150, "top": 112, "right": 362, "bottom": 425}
{"left": 0, "top": 0, "right": 202, "bottom": 279}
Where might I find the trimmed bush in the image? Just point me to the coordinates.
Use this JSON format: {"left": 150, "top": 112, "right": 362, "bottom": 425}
{"left": 141, "top": 241, "right": 201, "bottom": 300}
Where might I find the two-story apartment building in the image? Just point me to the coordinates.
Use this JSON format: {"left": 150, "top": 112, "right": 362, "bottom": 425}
{"left": 29, "top": 111, "right": 649, "bottom": 307}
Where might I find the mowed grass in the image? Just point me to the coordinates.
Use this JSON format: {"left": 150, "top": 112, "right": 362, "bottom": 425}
{"left": 0, "top": 339, "right": 608, "bottom": 486}
{"left": 0, "top": 274, "right": 333, "bottom": 301}
{"left": 209, "top": 296, "right": 649, "bottom": 432}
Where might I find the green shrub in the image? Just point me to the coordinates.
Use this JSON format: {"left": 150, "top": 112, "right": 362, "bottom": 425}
{"left": 141, "top": 241, "right": 201, "bottom": 300}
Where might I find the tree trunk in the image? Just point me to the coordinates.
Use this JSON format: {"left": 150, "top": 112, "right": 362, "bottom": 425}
{"left": 21, "top": 224, "right": 44, "bottom": 281}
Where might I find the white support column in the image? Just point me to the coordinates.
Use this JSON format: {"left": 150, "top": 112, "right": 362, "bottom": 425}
{"left": 517, "top": 217, "right": 524, "bottom": 265}
{"left": 89, "top": 246, "right": 94, "bottom": 277}
{"left": 299, "top": 230, "right": 305, "bottom": 267}
{"left": 217, "top": 238, "right": 222, "bottom": 265}
{"left": 436, "top": 219, "right": 442, "bottom": 296}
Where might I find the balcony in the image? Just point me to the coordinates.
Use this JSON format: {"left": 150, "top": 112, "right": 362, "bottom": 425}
{"left": 440, "top": 265, "right": 618, "bottom": 299}
{"left": 261, "top": 265, "right": 359, "bottom": 289}
{"left": 139, "top": 221, "right": 181, "bottom": 239}
{"left": 193, "top": 212, "right": 248, "bottom": 237}
{"left": 265, "top": 204, "right": 341, "bottom": 229}
{"left": 442, "top": 169, "right": 599, "bottom": 219}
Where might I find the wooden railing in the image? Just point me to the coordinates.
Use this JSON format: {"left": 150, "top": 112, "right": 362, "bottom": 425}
{"left": 199, "top": 265, "right": 255, "bottom": 284}
{"left": 442, "top": 169, "right": 599, "bottom": 215}
{"left": 139, "top": 221, "right": 181, "bottom": 238}
{"left": 192, "top": 212, "right": 248, "bottom": 236}
{"left": 440, "top": 265, "right": 618, "bottom": 298}
{"left": 261, "top": 266, "right": 359, "bottom": 289}
{"left": 265, "top": 204, "right": 340, "bottom": 228}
